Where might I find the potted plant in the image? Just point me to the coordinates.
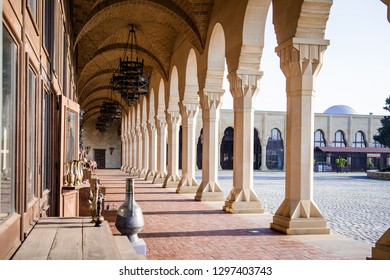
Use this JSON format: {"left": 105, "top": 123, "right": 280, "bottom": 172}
{"left": 335, "top": 157, "right": 347, "bottom": 173}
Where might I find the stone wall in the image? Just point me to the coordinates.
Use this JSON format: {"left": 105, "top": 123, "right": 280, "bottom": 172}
{"left": 367, "top": 170, "right": 390, "bottom": 180}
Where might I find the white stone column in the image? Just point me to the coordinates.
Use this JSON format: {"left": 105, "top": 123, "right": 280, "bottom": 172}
{"left": 135, "top": 127, "right": 142, "bottom": 176}
{"left": 120, "top": 135, "right": 126, "bottom": 171}
{"left": 195, "top": 90, "right": 225, "bottom": 201}
{"left": 146, "top": 119, "right": 157, "bottom": 181}
{"left": 129, "top": 129, "right": 137, "bottom": 175}
{"left": 126, "top": 133, "right": 134, "bottom": 173}
{"left": 139, "top": 124, "right": 149, "bottom": 179}
{"left": 223, "top": 72, "right": 263, "bottom": 214}
{"left": 260, "top": 139, "right": 268, "bottom": 171}
{"left": 163, "top": 110, "right": 181, "bottom": 188}
{"left": 270, "top": 39, "right": 330, "bottom": 235}
{"left": 176, "top": 102, "right": 199, "bottom": 193}
{"left": 152, "top": 116, "right": 167, "bottom": 184}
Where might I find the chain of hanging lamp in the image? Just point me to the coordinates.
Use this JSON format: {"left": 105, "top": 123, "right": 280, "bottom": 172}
{"left": 111, "top": 24, "right": 149, "bottom": 106}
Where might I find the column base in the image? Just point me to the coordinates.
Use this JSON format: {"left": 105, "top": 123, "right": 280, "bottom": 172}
{"left": 270, "top": 216, "right": 330, "bottom": 235}
{"left": 138, "top": 169, "right": 148, "bottom": 179}
{"left": 163, "top": 174, "right": 180, "bottom": 188}
{"left": 152, "top": 172, "right": 166, "bottom": 184}
{"left": 369, "top": 228, "right": 390, "bottom": 260}
{"left": 223, "top": 189, "right": 264, "bottom": 214}
{"left": 145, "top": 170, "right": 156, "bottom": 181}
{"left": 195, "top": 182, "right": 225, "bottom": 201}
{"left": 270, "top": 199, "right": 330, "bottom": 235}
{"left": 176, "top": 177, "right": 199, "bottom": 193}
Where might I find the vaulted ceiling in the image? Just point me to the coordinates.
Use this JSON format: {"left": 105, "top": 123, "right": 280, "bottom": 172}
{"left": 71, "top": 0, "right": 215, "bottom": 116}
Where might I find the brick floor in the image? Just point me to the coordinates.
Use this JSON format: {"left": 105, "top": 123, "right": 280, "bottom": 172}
{"left": 96, "top": 169, "right": 371, "bottom": 260}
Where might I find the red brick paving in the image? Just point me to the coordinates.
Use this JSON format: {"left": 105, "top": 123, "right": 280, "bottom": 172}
{"left": 96, "top": 169, "right": 345, "bottom": 260}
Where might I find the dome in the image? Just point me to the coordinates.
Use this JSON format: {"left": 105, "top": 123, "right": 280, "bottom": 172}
{"left": 323, "top": 105, "right": 357, "bottom": 115}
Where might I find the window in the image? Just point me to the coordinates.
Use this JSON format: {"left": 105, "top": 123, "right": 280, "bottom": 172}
{"left": 353, "top": 131, "right": 366, "bottom": 148}
{"left": 333, "top": 130, "right": 346, "bottom": 147}
{"left": 28, "top": 0, "right": 38, "bottom": 22}
{"left": 314, "top": 130, "right": 326, "bottom": 147}
{"left": 1, "top": 27, "right": 17, "bottom": 224}
{"left": 27, "top": 67, "right": 37, "bottom": 202}
{"left": 266, "top": 128, "right": 284, "bottom": 170}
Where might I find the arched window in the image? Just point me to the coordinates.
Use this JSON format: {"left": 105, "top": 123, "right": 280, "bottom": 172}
{"left": 314, "top": 130, "right": 326, "bottom": 147}
{"left": 220, "top": 127, "right": 234, "bottom": 169}
{"left": 353, "top": 131, "right": 366, "bottom": 147}
{"left": 333, "top": 130, "right": 346, "bottom": 147}
{"left": 266, "top": 128, "right": 284, "bottom": 170}
{"left": 254, "top": 129, "right": 261, "bottom": 170}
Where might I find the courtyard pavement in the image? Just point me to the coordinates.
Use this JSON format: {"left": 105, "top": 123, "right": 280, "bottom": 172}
{"left": 96, "top": 169, "right": 388, "bottom": 260}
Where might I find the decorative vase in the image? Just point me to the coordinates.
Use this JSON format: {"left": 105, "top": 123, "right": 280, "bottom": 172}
{"left": 67, "top": 161, "right": 75, "bottom": 186}
{"left": 115, "top": 178, "right": 144, "bottom": 243}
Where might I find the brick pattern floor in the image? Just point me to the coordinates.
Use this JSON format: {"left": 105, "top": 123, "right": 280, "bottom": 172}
{"left": 96, "top": 169, "right": 346, "bottom": 260}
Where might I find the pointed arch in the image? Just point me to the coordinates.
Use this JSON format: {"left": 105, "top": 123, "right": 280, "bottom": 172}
{"left": 168, "top": 66, "right": 179, "bottom": 111}
{"left": 184, "top": 49, "right": 199, "bottom": 103}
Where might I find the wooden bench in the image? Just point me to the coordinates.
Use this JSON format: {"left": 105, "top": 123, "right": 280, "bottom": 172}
{"left": 12, "top": 217, "right": 144, "bottom": 260}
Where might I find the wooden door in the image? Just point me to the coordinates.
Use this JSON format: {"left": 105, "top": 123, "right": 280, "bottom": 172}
{"left": 94, "top": 149, "right": 106, "bottom": 169}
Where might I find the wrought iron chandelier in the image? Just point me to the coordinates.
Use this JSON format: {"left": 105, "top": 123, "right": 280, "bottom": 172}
{"left": 95, "top": 100, "right": 121, "bottom": 133}
{"left": 112, "top": 25, "right": 149, "bottom": 106}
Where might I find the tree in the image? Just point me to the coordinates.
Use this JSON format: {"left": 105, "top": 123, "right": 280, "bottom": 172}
{"left": 374, "top": 95, "right": 390, "bottom": 148}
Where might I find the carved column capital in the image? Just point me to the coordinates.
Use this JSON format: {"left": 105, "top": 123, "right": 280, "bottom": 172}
{"left": 227, "top": 71, "right": 263, "bottom": 99}
{"left": 179, "top": 101, "right": 199, "bottom": 120}
{"left": 277, "top": 38, "right": 328, "bottom": 79}
{"left": 198, "top": 89, "right": 224, "bottom": 111}
{"left": 165, "top": 110, "right": 181, "bottom": 125}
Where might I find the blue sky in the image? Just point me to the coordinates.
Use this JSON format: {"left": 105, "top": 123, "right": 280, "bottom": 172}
{"left": 222, "top": 0, "right": 390, "bottom": 116}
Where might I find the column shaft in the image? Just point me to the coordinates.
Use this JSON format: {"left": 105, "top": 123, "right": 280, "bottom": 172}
{"left": 146, "top": 120, "right": 157, "bottom": 181}
{"left": 270, "top": 39, "right": 330, "bottom": 235}
{"left": 195, "top": 90, "right": 224, "bottom": 201}
{"left": 177, "top": 102, "right": 199, "bottom": 193}
{"left": 163, "top": 111, "right": 181, "bottom": 188}
{"left": 152, "top": 117, "right": 167, "bottom": 183}
{"left": 223, "top": 72, "right": 263, "bottom": 213}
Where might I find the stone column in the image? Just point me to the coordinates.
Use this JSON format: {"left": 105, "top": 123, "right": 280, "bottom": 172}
{"left": 223, "top": 71, "right": 263, "bottom": 214}
{"left": 129, "top": 129, "right": 137, "bottom": 175}
{"left": 152, "top": 116, "right": 167, "bottom": 184}
{"left": 195, "top": 90, "right": 225, "bottom": 201}
{"left": 126, "top": 133, "right": 135, "bottom": 173}
{"left": 163, "top": 110, "right": 181, "bottom": 188}
{"left": 146, "top": 119, "right": 157, "bottom": 181}
{"left": 120, "top": 135, "right": 126, "bottom": 171}
{"left": 139, "top": 124, "right": 149, "bottom": 179}
{"left": 270, "top": 38, "right": 330, "bottom": 234}
{"left": 135, "top": 127, "right": 143, "bottom": 176}
{"left": 176, "top": 102, "right": 199, "bottom": 193}
{"left": 260, "top": 139, "right": 268, "bottom": 171}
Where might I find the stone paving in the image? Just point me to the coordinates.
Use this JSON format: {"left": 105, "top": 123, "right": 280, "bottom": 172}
{"left": 96, "top": 169, "right": 378, "bottom": 260}
{"left": 209, "top": 170, "right": 390, "bottom": 246}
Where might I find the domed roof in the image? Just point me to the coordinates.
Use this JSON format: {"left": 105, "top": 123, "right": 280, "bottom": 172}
{"left": 323, "top": 105, "right": 357, "bottom": 115}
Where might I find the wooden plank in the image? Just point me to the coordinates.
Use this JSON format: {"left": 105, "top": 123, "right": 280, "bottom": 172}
{"left": 113, "top": 236, "right": 145, "bottom": 260}
{"left": 12, "top": 218, "right": 59, "bottom": 260}
{"left": 47, "top": 218, "right": 83, "bottom": 260}
{"left": 82, "top": 220, "right": 122, "bottom": 259}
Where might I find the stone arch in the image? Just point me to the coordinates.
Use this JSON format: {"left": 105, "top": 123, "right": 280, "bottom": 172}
{"left": 157, "top": 78, "right": 166, "bottom": 117}
{"left": 167, "top": 66, "right": 180, "bottom": 111}
{"left": 238, "top": 0, "right": 271, "bottom": 71}
{"left": 148, "top": 88, "right": 155, "bottom": 121}
{"left": 205, "top": 23, "right": 226, "bottom": 91}
{"left": 272, "top": 0, "right": 332, "bottom": 45}
{"left": 266, "top": 128, "right": 284, "bottom": 170}
{"left": 183, "top": 49, "right": 199, "bottom": 102}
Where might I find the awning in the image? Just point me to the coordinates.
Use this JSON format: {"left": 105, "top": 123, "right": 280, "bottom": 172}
{"left": 315, "top": 146, "right": 390, "bottom": 154}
